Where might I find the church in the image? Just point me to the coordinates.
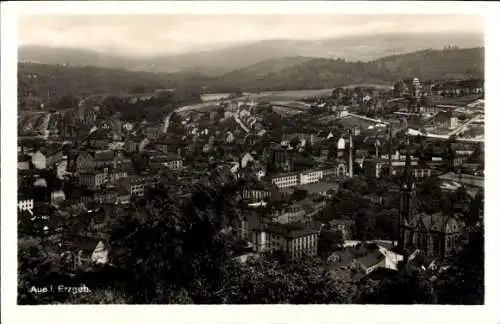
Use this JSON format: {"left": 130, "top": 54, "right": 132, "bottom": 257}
{"left": 398, "top": 151, "right": 465, "bottom": 260}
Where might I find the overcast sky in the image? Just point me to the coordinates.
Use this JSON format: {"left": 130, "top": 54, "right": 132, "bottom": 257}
{"left": 19, "top": 15, "right": 483, "bottom": 56}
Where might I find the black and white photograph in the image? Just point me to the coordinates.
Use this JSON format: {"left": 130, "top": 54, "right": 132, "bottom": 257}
{"left": 2, "top": 2, "right": 499, "bottom": 323}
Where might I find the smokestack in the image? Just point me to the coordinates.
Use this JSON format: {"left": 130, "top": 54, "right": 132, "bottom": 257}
{"left": 349, "top": 129, "right": 353, "bottom": 178}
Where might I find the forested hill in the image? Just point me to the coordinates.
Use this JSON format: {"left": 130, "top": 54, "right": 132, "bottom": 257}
{"left": 18, "top": 63, "right": 212, "bottom": 99}
{"left": 212, "top": 47, "right": 484, "bottom": 91}
{"left": 366, "top": 47, "right": 484, "bottom": 80}
{"left": 18, "top": 47, "right": 484, "bottom": 97}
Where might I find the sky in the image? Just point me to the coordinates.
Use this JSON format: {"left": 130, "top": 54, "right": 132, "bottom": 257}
{"left": 18, "top": 14, "right": 483, "bottom": 56}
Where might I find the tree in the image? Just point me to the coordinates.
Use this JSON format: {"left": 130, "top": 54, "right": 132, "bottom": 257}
{"left": 374, "top": 208, "right": 399, "bottom": 241}
{"left": 18, "top": 237, "right": 67, "bottom": 304}
{"left": 435, "top": 224, "right": 484, "bottom": 304}
{"left": 54, "top": 94, "right": 80, "bottom": 110}
{"left": 103, "top": 179, "right": 245, "bottom": 304}
{"left": 318, "top": 230, "right": 344, "bottom": 258}
{"left": 217, "top": 257, "right": 356, "bottom": 304}
{"left": 357, "top": 268, "right": 436, "bottom": 304}
{"left": 130, "top": 86, "right": 146, "bottom": 93}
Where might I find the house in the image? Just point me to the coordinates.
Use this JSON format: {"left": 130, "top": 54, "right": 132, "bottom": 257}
{"left": 18, "top": 197, "right": 34, "bottom": 214}
{"left": 75, "top": 150, "right": 131, "bottom": 173}
{"left": 252, "top": 222, "right": 320, "bottom": 261}
{"left": 159, "top": 152, "right": 183, "bottom": 170}
{"left": 242, "top": 182, "right": 274, "bottom": 202}
{"left": 266, "top": 148, "right": 293, "bottom": 172}
{"left": 326, "top": 244, "right": 387, "bottom": 282}
{"left": 29, "top": 146, "right": 63, "bottom": 169}
{"left": 225, "top": 131, "right": 235, "bottom": 144}
{"left": 80, "top": 188, "right": 118, "bottom": 205}
{"left": 124, "top": 137, "right": 143, "bottom": 153}
{"left": 121, "top": 174, "right": 161, "bottom": 197}
{"left": 79, "top": 171, "right": 108, "bottom": 190}
{"left": 354, "top": 251, "right": 386, "bottom": 275}
{"left": 203, "top": 143, "right": 213, "bottom": 153}
{"left": 50, "top": 190, "right": 66, "bottom": 206}
{"left": 427, "top": 110, "right": 458, "bottom": 130}
{"left": 273, "top": 203, "right": 306, "bottom": 224}
{"left": 107, "top": 168, "right": 128, "bottom": 185}
{"left": 61, "top": 236, "right": 109, "bottom": 269}
{"left": 18, "top": 154, "right": 32, "bottom": 170}
{"left": 75, "top": 151, "right": 97, "bottom": 173}
{"left": 240, "top": 152, "right": 255, "bottom": 168}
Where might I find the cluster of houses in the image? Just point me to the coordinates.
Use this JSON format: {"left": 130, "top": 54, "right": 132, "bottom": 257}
{"left": 17, "top": 78, "right": 485, "bottom": 280}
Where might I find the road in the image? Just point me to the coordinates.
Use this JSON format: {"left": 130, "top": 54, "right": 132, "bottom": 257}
{"left": 346, "top": 112, "right": 390, "bottom": 125}
{"left": 233, "top": 115, "right": 250, "bottom": 133}
{"left": 162, "top": 96, "right": 248, "bottom": 134}
{"left": 448, "top": 114, "right": 483, "bottom": 137}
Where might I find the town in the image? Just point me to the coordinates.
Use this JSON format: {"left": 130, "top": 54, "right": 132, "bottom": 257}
{"left": 17, "top": 70, "right": 485, "bottom": 304}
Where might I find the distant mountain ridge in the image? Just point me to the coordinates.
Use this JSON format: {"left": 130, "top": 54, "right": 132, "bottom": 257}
{"left": 19, "top": 32, "right": 483, "bottom": 76}
{"left": 18, "top": 47, "right": 484, "bottom": 98}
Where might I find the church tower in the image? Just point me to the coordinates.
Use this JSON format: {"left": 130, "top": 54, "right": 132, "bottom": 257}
{"left": 411, "top": 77, "right": 421, "bottom": 98}
{"left": 398, "top": 141, "right": 416, "bottom": 258}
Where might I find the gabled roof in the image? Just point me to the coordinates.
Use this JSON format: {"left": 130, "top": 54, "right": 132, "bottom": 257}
{"left": 61, "top": 235, "right": 107, "bottom": 254}
{"left": 356, "top": 251, "right": 385, "bottom": 268}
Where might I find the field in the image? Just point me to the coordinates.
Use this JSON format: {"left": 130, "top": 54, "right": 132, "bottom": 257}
{"left": 245, "top": 89, "right": 334, "bottom": 102}
{"left": 201, "top": 93, "right": 231, "bottom": 102}
{"left": 341, "top": 84, "right": 393, "bottom": 90}
{"left": 272, "top": 106, "right": 305, "bottom": 117}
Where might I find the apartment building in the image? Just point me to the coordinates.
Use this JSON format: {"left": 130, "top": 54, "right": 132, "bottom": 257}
{"left": 252, "top": 223, "right": 320, "bottom": 261}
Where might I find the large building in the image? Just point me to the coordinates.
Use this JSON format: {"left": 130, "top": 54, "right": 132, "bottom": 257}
{"left": 398, "top": 150, "right": 465, "bottom": 260}
{"left": 252, "top": 223, "right": 320, "bottom": 261}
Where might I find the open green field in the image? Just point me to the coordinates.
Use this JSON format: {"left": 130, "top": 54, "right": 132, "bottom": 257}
{"left": 246, "top": 89, "right": 334, "bottom": 102}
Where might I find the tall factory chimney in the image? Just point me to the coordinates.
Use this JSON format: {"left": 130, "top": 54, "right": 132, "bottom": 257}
{"left": 388, "top": 124, "right": 393, "bottom": 177}
{"left": 349, "top": 129, "right": 354, "bottom": 178}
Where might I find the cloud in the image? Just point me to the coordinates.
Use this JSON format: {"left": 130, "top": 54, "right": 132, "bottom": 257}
{"left": 18, "top": 14, "right": 483, "bottom": 56}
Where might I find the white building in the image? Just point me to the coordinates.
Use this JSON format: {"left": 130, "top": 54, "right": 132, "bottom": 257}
{"left": 270, "top": 173, "right": 299, "bottom": 189}
{"left": 18, "top": 199, "right": 34, "bottom": 213}
{"left": 299, "top": 170, "right": 324, "bottom": 185}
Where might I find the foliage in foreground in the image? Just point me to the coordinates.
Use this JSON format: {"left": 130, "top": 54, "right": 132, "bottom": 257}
{"left": 18, "top": 178, "right": 484, "bottom": 305}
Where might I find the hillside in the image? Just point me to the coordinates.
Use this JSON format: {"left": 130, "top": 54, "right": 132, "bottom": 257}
{"left": 18, "top": 47, "right": 484, "bottom": 99}
{"left": 19, "top": 32, "right": 483, "bottom": 76}
{"left": 212, "top": 47, "right": 484, "bottom": 91}
{"left": 366, "top": 47, "right": 484, "bottom": 80}
{"left": 18, "top": 63, "right": 211, "bottom": 100}
{"left": 19, "top": 46, "right": 134, "bottom": 71}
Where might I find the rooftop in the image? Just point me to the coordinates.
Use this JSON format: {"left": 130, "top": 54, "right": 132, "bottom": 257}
{"left": 296, "top": 181, "right": 339, "bottom": 194}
